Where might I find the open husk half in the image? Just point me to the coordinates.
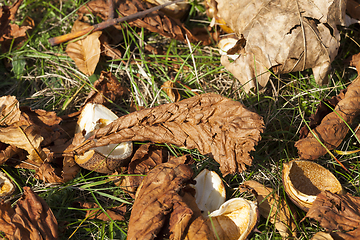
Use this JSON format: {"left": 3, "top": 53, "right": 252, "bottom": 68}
{"left": 208, "top": 198, "right": 258, "bottom": 240}
{"left": 192, "top": 169, "right": 226, "bottom": 217}
{"left": 282, "top": 160, "right": 343, "bottom": 211}
{"left": 74, "top": 103, "right": 132, "bottom": 173}
{"left": 191, "top": 169, "right": 258, "bottom": 240}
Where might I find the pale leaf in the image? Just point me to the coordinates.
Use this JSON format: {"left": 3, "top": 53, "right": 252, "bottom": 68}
{"left": 66, "top": 20, "right": 101, "bottom": 76}
{"left": 0, "top": 125, "right": 46, "bottom": 164}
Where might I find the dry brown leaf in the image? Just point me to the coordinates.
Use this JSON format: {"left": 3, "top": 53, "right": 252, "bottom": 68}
{"left": 73, "top": 93, "right": 264, "bottom": 176}
{"left": 127, "top": 155, "right": 194, "bottom": 239}
{"left": 75, "top": 202, "right": 126, "bottom": 221}
{"left": 78, "top": 0, "right": 197, "bottom": 43}
{"left": 215, "top": 0, "right": 346, "bottom": 92}
{"left": 84, "top": 71, "right": 129, "bottom": 106}
{"left": 239, "top": 180, "right": 297, "bottom": 239}
{"left": 0, "top": 186, "right": 58, "bottom": 239}
{"left": 0, "top": 0, "right": 33, "bottom": 53}
{"left": 66, "top": 19, "right": 101, "bottom": 76}
{"left": 0, "top": 95, "right": 21, "bottom": 126}
{"left": 161, "top": 81, "right": 181, "bottom": 102}
{"left": 295, "top": 76, "right": 360, "bottom": 160}
{"left": 305, "top": 191, "right": 360, "bottom": 240}
{"left": 120, "top": 143, "right": 167, "bottom": 195}
{"left": 0, "top": 125, "right": 46, "bottom": 164}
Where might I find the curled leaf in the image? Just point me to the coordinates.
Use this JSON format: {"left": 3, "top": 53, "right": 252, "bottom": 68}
{"left": 73, "top": 93, "right": 264, "bottom": 176}
{"left": 0, "top": 186, "right": 58, "bottom": 239}
{"left": 127, "top": 155, "right": 195, "bottom": 239}
{"left": 305, "top": 191, "right": 360, "bottom": 240}
{"left": 295, "top": 76, "right": 360, "bottom": 160}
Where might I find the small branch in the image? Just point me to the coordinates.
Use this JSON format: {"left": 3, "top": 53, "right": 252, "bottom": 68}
{"left": 49, "top": 0, "right": 184, "bottom": 46}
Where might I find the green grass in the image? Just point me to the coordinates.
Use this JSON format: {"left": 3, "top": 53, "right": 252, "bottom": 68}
{"left": 1, "top": 0, "right": 360, "bottom": 239}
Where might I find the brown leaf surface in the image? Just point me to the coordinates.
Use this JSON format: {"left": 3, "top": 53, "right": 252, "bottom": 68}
{"left": 75, "top": 202, "right": 126, "bottom": 221}
{"left": 66, "top": 19, "right": 101, "bottom": 76}
{"left": 74, "top": 93, "right": 264, "bottom": 176}
{"left": 78, "top": 0, "right": 197, "bottom": 43}
{"left": 305, "top": 191, "right": 360, "bottom": 240}
{"left": 127, "top": 155, "right": 194, "bottom": 240}
{"left": 0, "top": 125, "right": 46, "bottom": 164}
{"left": 0, "top": 0, "right": 33, "bottom": 53}
{"left": 215, "top": 0, "right": 346, "bottom": 92}
{"left": 120, "top": 143, "right": 167, "bottom": 195}
{"left": 0, "top": 95, "right": 21, "bottom": 126}
{"left": 84, "top": 71, "right": 129, "bottom": 106}
{"left": 0, "top": 186, "right": 58, "bottom": 239}
{"left": 298, "top": 91, "right": 345, "bottom": 139}
{"left": 239, "top": 180, "right": 297, "bottom": 239}
{"left": 295, "top": 76, "right": 360, "bottom": 159}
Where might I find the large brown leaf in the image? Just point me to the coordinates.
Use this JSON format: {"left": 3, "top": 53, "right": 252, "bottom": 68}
{"left": 72, "top": 93, "right": 264, "bottom": 176}
{"left": 239, "top": 180, "right": 297, "bottom": 239}
{"left": 120, "top": 143, "right": 167, "bottom": 195}
{"left": 295, "top": 76, "right": 360, "bottom": 159}
{"left": 66, "top": 19, "right": 101, "bottom": 76}
{"left": 215, "top": 0, "right": 346, "bottom": 92}
{"left": 305, "top": 191, "right": 360, "bottom": 240}
{"left": 0, "top": 186, "right": 58, "bottom": 239}
{"left": 127, "top": 155, "right": 194, "bottom": 239}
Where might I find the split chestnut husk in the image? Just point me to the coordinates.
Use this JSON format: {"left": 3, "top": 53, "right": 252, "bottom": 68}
{"left": 74, "top": 103, "right": 132, "bottom": 173}
{"left": 282, "top": 160, "right": 343, "bottom": 211}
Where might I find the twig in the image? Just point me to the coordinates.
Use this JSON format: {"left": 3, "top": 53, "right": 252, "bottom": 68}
{"left": 48, "top": 0, "right": 184, "bottom": 46}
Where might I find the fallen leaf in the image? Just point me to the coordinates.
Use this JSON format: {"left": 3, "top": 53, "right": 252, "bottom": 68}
{"left": 239, "top": 180, "right": 297, "bottom": 239}
{"left": 73, "top": 93, "right": 264, "bottom": 176}
{"left": 66, "top": 19, "right": 102, "bottom": 76}
{"left": 0, "top": 0, "right": 33, "bottom": 53}
{"left": 214, "top": 0, "right": 346, "bottom": 92}
{"left": 0, "top": 125, "right": 46, "bottom": 164}
{"left": 298, "top": 91, "right": 345, "bottom": 139}
{"left": 120, "top": 143, "right": 167, "bottom": 195}
{"left": 0, "top": 186, "right": 58, "bottom": 239}
{"left": 305, "top": 191, "right": 360, "bottom": 240}
{"left": 74, "top": 202, "right": 126, "bottom": 221}
{"left": 84, "top": 71, "right": 129, "bottom": 106}
{"left": 127, "top": 155, "right": 195, "bottom": 239}
{"left": 161, "top": 80, "right": 181, "bottom": 102}
{"left": 295, "top": 76, "right": 360, "bottom": 160}
{"left": 0, "top": 95, "right": 21, "bottom": 126}
{"left": 78, "top": 0, "right": 198, "bottom": 43}
{"left": 0, "top": 145, "right": 22, "bottom": 165}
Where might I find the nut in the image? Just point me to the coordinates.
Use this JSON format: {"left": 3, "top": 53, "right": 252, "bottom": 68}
{"left": 191, "top": 169, "right": 226, "bottom": 217}
{"left": 282, "top": 160, "right": 343, "bottom": 211}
